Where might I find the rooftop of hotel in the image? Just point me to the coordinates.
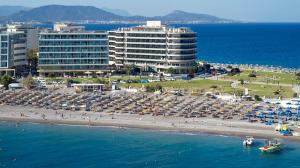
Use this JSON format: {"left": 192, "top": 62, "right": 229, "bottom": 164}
{"left": 40, "top": 23, "right": 106, "bottom": 34}
{"left": 112, "top": 21, "right": 194, "bottom": 33}
{"left": 40, "top": 29, "right": 107, "bottom": 34}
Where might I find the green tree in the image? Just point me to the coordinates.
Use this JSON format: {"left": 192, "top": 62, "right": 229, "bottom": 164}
{"left": 248, "top": 71, "right": 257, "bottom": 78}
{"left": 27, "top": 49, "right": 38, "bottom": 72}
{"left": 22, "top": 74, "right": 36, "bottom": 89}
{"left": 124, "top": 64, "right": 134, "bottom": 76}
{"left": 229, "top": 68, "right": 241, "bottom": 76}
{"left": 0, "top": 75, "right": 13, "bottom": 90}
{"left": 188, "top": 68, "right": 195, "bottom": 77}
{"left": 167, "top": 67, "right": 175, "bottom": 74}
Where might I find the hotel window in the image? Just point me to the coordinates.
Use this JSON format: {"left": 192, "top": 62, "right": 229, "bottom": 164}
{"left": 1, "top": 36, "right": 8, "bottom": 41}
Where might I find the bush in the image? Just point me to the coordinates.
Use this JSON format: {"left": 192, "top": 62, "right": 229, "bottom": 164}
{"left": 210, "top": 85, "right": 218, "bottom": 89}
{"left": 254, "top": 95, "right": 263, "bottom": 101}
{"left": 22, "top": 75, "right": 36, "bottom": 89}
{"left": 95, "top": 78, "right": 109, "bottom": 84}
{"left": 248, "top": 72, "right": 257, "bottom": 78}
{"left": 0, "top": 75, "right": 13, "bottom": 89}
{"left": 273, "top": 90, "right": 281, "bottom": 95}
{"left": 145, "top": 84, "right": 163, "bottom": 93}
{"left": 145, "top": 85, "right": 156, "bottom": 92}
{"left": 239, "top": 79, "right": 245, "bottom": 85}
{"left": 293, "top": 93, "right": 298, "bottom": 98}
{"left": 230, "top": 68, "right": 241, "bottom": 75}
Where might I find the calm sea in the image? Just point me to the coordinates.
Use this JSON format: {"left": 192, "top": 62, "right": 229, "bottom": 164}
{"left": 0, "top": 122, "right": 300, "bottom": 168}
{"left": 36, "top": 23, "right": 300, "bottom": 68}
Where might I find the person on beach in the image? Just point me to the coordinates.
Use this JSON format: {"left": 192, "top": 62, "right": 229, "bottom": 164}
{"left": 42, "top": 114, "right": 46, "bottom": 120}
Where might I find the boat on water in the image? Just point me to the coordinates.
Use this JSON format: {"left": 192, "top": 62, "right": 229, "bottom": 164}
{"left": 243, "top": 136, "right": 254, "bottom": 146}
{"left": 259, "top": 139, "right": 282, "bottom": 153}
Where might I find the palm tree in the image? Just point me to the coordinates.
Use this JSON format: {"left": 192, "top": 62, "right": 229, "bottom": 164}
{"left": 26, "top": 49, "right": 38, "bottom": 75}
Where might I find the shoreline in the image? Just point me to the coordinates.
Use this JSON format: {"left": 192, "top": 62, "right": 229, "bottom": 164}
{"left": 1, "top": 110, "right": 300, "bottom": 142}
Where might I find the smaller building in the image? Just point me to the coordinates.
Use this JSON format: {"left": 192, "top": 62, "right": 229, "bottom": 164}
{"left": 0, "top": 24, "right": 40, "bottom": 76}
{"left": 53, "top": 23, "right": 85, "bottom": 32}
{"left": 73, "top": 83, "right": 105, "bottom": 93}
{"left": 7, "top": 24, "right": 39, "bottom": 50}
{"left": 8, "top": 83, "right": 23, "bottom": 90}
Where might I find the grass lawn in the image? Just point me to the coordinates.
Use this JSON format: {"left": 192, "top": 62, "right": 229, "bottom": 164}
{"left": 237, "top": 83, "right": 294, "bottom": 98}
{"left": 119, "top": 79, "right": 295, "bottom": 98}
{"left": 224, "top": 70, "right": 299, "bottom": 85}
{"left": 45, "top": 75, "right": 295, "bottom": 98}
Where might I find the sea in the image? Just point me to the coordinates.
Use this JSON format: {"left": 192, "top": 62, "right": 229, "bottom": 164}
{"left": 0, "top": 121, "right": 300, "bottom": 168}
{"left": 36, "top": 23, "right": 300, "bottom": 69}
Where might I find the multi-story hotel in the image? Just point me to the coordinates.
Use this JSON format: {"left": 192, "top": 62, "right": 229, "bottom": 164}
{"left": 0, "top": 30, "right": 27, "bottom": 75}
{"left": 0, "top": 24, "right": 40, "bottom": 76}
{"left": 109, "top": 21, "right": 197, "bottom": 73}
{"left": 7, "top": 24, "right": 39, "bottom": 50}
{"left": 38, "top": 24, "right": 109, "bottom": 76}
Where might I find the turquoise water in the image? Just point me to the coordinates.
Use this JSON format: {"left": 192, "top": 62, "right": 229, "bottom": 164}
{"left": 0, "top": 121, "right": 300, "bottom": 168}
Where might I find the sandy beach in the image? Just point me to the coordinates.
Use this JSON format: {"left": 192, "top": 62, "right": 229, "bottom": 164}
{"left": 1, "top": 105, "right": 300, "bottom": 142}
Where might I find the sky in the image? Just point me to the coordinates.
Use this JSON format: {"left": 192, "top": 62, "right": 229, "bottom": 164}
{"left": 1, "top": 0, "right": 300, "bottom": 22}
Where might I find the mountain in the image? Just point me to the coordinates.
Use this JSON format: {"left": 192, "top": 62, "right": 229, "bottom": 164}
{"left": 0, "top": 6, "right": 31, "bottom": 17}
{"left": 102, "top": 8, "right": 131, "bottom": 16}
{"left": 5, "top": 5, "right": 124, "bottom": 22}
{"left": 1, "top": 5, "right": 234, "bottom": 23}
{"left": 156, "top": 10, "right": 233, "bottom": 23}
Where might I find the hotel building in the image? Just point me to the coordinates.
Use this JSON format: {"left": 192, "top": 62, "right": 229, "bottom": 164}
{"left": 0, "top": 30, "right": 27, "bottom": 75}
{"left": 109, "top": 21, "right": 197, "bottom": 73}
{"left": 38, "top": 24, "right": 109, "bottom": 75}
{"left": 0, "top": 24, "right": 40, "bottom": 76}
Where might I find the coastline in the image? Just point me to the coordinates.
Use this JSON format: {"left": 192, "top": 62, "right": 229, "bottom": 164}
{"left": 1, "top": 105, "right": 300, "bottom": 142}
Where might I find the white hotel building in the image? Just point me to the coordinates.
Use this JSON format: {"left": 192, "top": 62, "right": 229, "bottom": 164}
{"left": 109, "top": 21, "right": 197, "bottom": 73}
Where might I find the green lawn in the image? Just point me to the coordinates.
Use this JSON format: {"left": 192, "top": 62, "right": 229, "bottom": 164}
{"left": 119, "top": 79, "right": 294, "bottom": 98}
{"left": 237, "top": 83, "right": 294, "bottom": 98}
{"left": 224, "top": 70, "right": 299, "bottom": 85}
{"left": 45, "top": 75, "right": 295, "bottom": 98}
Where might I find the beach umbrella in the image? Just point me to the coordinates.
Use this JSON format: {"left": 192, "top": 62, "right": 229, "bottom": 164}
{"left": 297, "top": 110, "right": 300, "bottom": 117}
{"left": 285, "top": 110, "right": 293, "bottom": 116}
{"left": 268, "top": 111, "right": 276, "bottom": 115}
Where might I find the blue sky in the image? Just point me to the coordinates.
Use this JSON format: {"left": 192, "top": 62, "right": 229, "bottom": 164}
{"left": 2, "top": 0, "right": 300, "bottom": 22}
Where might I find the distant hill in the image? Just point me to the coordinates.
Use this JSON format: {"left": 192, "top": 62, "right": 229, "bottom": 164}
{"left": 157, "top": 10, "right": 233, "bottom": 23}
{"left": 102, "top": 8, "right": 131, "bottom": 16}
{"left": 1, "top": 5, "right": 234, "bottom": 23}
{"left": 5, "top": 5, "right": 124, "bottom": 22}
{"left": 0, "top": 6, "right": 31, "bottom": 17}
